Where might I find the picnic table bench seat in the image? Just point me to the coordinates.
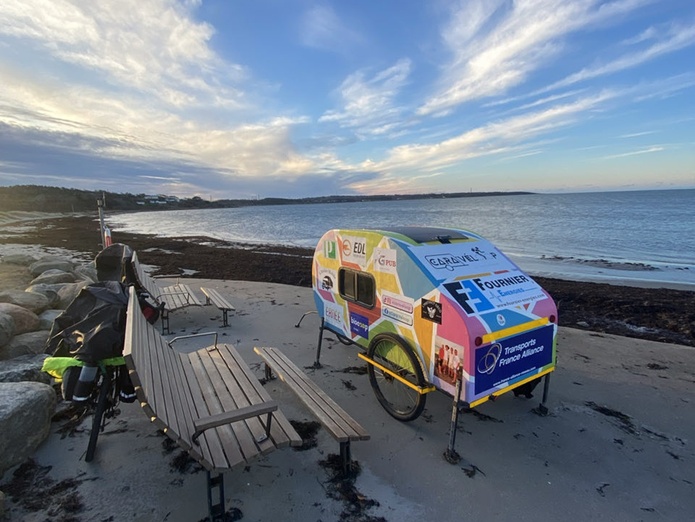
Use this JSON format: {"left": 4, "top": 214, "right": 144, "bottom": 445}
{"left": 123, "top": 287, "right": 302, "bottom": 519}
{"left": 200, "top": 287, "right": 235, "bottom": 327}
{"left": 130, "top": 251, "right": 202, "bottom": 333}
{"left": 254, "top": 346, "right": 370, "bottom": 472}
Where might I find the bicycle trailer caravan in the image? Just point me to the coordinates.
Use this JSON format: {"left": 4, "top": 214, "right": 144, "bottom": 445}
{"left": 311, "top": 227, "right": 558, "bottom": 458}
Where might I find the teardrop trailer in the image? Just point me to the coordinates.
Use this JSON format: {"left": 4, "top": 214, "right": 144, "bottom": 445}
{"left": 310, "top": 227, "right": 558, "bottom": 460}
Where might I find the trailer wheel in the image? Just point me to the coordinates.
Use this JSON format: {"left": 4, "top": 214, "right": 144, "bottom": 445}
{"left": 367, "top": 334, "right": 426, "bottom": 421}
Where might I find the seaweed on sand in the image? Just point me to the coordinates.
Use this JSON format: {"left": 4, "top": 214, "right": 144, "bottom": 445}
{"left": 319, "top": 454, "right": 386, "bottom": 522}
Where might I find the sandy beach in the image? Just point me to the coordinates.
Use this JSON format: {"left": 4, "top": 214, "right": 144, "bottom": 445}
{"left": 1, "top": 278, "right": 693, "bottom": 521}
{"left": 1, "top": 214, "right": 694, "bottom": 521}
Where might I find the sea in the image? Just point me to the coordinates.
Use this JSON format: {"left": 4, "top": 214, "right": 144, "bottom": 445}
{"left": 108, "top": 189, "right": 695, "bottom": 289}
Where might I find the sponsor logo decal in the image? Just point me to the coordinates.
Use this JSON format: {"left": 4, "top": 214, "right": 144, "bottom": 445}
{"left": 381, "top": 290, "right": 413, "bottom": 313}
{"left": 383, "top": 307, "right": 413, "bottom": 326}
{"left": 349, "top": 312, "right": 369, "bottom": 338}
{"left": 474, "top": 325, "right": 554, "bottom": 394}
{"left": 324, "top": 302, "right": 345, "bottom": 331}
{"left": 341, "top": 235, "right": 367, "bottom": 263}
{"left": 425, "top": 247, "right": 498, "bottom": 272}
{"left": 444, "top": 272, "right": 544, "bottom": 315}
{"left": 373, "top": 247, "right": 397, "bottom": 274}
{"left": 317, "top": 268, "right": 337, "bottom": 292}
{"left": 421, "top": 299, "right": 442, "bottom": 324}
{"left": 324, "top": 240, "right": 337, "bottom": 259}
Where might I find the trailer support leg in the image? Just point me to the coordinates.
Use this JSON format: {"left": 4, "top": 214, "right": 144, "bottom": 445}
{"left": 444, "top": 370, "right": 463, "bottom": 464}
{"left": 313, "top": 319, "right": 325, "bottom": 368}
{"left": 537, "top": 373, "right": 551, "bottom": 416}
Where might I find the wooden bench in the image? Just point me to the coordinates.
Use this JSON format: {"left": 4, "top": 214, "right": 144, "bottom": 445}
{"left": 130, "top": 251, "right": 202, "bottom": 334}
{"left": 254, "top": 346, "right": 370, "bottom": 472}
{"left": 123, "top": 287, "right": 302, "bottom": 519}
{"left": 200, "top": 287, "right": 236, "bottom": 327}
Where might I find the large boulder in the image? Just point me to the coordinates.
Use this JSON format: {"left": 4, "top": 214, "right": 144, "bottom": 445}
{"left": 57, "top": 281, "right": 89, "bottom": 309}
{"left": 0, "top": 290, "right": 50, "bottom": 315}
{"left": 0, "top": 382, "right": 56, "bottom": 477}
{"left": 1, "top": 254, "right": 36, "bottom": 265}
{"left": 38, "top": 309, "right": 63, "bottom": 331}
{"left": 30, "top": 269, "right": 77, "bottom": 286}
{"left": 24, "top": 284, "right": 61, "bottom": 308}
{"left": 28, "top": 257, "right": 75, "bottom": 277}
{"left": 73, "top": 264, "right": 98, "bottom": 283}
{"left": 0, "top": 330, "right": 50, "bottom": 361}
{"left": 0, "top": 354, "right": 50, "bottom": 384}
{"left": 0, "top": 303, "right": 40, "bottom": 335}
{"left": 0, "top": 313, "right": 15, "bottom": 348}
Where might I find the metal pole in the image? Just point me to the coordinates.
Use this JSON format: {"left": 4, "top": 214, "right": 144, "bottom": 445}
{"left": 444, "top": 368, "right": 463, "bottom": 464}
{"left": 538, "top": 373, "right": 551, "bottom": 416}
{"left": 313, "top": 318, "right": 325, "bottom": 368}
{"left": 97, "top": 193, "right": 106, "bottom": 249}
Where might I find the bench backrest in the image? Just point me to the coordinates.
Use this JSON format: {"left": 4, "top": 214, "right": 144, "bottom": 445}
{"left": 130, "top": 251, "right": 161, "bottom": 301}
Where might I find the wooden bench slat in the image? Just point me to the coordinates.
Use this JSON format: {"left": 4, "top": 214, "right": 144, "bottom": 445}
{"left": 254, "top": 347, "right": 370, "bottom": 443}
{"left": 200, "top": 287, "right": 235, "bottom": 311}
{"left": 219, "top": 346, "right": 302, "bottom": 448}
{"left": 177, "top": 351, "right": 224, "bottom": 469}
{"left": 196, "top": 348, "right": 268, "bottom": 461}
{"left": 187, "top": 350, "right": 242, "bottom": 469}
{"left": 260, "top": 348, "right": 353, "bottom": 442}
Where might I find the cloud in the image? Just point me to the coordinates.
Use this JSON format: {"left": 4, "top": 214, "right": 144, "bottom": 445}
{"left": 0, "top": 0, "right": 247, "bottom": 109}
{"left": 601, "top": 145, "right": 664, "bottom": 159}
{"left": 418, "top": 0, "right": 653, "bottom": 116}
{"left": 300, "top": 4, "right": 363, "bottom": 52}
{"left": 319, "top": 59, "right": 412, "bottom": 137}
{"left": 543, "top": 20, "right": 695, "bottom": 92}
{"left": 346, "top": 90, "right": 616, "bottom": 193}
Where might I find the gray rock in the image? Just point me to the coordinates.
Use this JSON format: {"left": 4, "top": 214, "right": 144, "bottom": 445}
{"left": 0, "top": 313, "right": 15, "bottom": 348}
{"left": 0, "top": 290, "right": 50, "bottom": 314}
{"left": 73, "top": 264, "right": 98, "bottom": 283}
{"left": 38, "top": 309, "right": 63, "bottom": 331}
{"left": 30, "top": 269, "right": 77, "bottom": 286}
{"left": 0, "top": 354, "right": 50, "bottom": 384}
{"left": 57, "top": 281, "right": 89, "bottom": 309}
{"left": 29, "top": 257, "right": 75, "bottom": 277}
{"left": 1, "top": 253, "right": 37, "bottom": 265}
{"left": 0, "top": 489, "right": 5, "bottom": 519}
{"left": 24, "top": 284, "right": 61, "bottom": 308}
{"left": 0, "top": 303, "right": 40, "bottom": 335}
{"left": 0, "top": 382, "right": 56, "bottom": 477}
{"left": 0, "top": 330, "right": 50, "bottom": 361}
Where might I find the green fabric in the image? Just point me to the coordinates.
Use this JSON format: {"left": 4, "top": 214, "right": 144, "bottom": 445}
{"left": 42, "top": 356, "right": 126, "bottom": 381}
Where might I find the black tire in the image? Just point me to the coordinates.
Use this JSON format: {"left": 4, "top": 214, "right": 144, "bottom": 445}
{"left": 367, "top": 334, "right": 427, "bottom": 421}
{"left": 85, "top": 372, "right": 112, "bottom": 463}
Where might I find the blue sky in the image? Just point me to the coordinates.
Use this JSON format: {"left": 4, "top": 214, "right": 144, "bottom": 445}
{"left": 0, "top": 0, "right": 693, "bottom": 199}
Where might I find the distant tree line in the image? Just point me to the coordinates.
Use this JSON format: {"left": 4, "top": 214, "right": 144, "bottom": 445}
{"left": 0, "top": 185, "right": 532, "bottom": 213}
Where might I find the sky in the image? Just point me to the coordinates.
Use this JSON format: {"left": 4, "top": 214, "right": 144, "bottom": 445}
{"left": 0, "top": 0, "right": 694, "bottom": 200}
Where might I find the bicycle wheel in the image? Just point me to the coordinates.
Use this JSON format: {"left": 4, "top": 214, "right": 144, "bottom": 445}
{"left": 367, "top": 334, "right": 426, "bottom": 421}
{"left": 85, "top": 371, "right": 112, "bottom": 462}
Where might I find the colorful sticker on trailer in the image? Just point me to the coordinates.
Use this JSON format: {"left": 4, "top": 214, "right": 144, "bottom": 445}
{"left": 443, "top": 271, "right": 546, "bottom": 316}
{"left": 474, "top": 324, "right": 554, "bottom": 395}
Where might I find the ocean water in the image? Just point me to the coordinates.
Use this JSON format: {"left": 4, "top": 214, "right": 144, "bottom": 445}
{"left": 108, "top": 189, "right": 695, "bottom": 288}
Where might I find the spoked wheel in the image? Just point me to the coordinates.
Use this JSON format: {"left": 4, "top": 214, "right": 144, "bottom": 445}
{"left": 85, "top": 372, "right": 113, "bottom": 462}
{"left": 367, "top": 334, "right": 426, "bottom": 421}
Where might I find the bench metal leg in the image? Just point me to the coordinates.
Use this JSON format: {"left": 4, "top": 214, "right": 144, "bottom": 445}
{"left": 340, "top": 441, "right": 351, "bottom": 475}
{"left": 206, "top": 471, "right": 226, "bottom": 521}
{"left": 222, "top": 309, "right": 229, "bottom": 327}
{"left": 160, "top": 308, "right": 170, "bottom": 335}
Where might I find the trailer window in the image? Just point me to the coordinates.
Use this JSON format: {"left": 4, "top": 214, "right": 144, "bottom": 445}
{"left": 339, "top": 268, "right": 375, "bottom": 308}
